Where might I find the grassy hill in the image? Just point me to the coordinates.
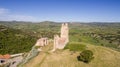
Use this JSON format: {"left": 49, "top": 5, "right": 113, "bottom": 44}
{"left": 23, "top": 42, "right": 120, "bottom": 67}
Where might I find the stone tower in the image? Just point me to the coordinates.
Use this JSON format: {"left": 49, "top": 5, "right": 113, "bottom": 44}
{"left": 52, "top": 23, "right": 69, "bottom": 52}
{"left": 61, "top": 23, "right": 69, "bottom": 43}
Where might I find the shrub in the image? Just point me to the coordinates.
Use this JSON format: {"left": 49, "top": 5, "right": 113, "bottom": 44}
{"left": 77, "top": 50, "right": 94, "bottom": 63}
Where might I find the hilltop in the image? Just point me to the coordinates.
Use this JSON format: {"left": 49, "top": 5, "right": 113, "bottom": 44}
{"left": 23, "top": 42, "right": 120, "bottom": 67}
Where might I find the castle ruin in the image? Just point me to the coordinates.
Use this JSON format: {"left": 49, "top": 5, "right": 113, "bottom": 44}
{"left": 52, "top": 23, "right": 69, "bottom": 51}
{"left": 34, "top": 23, "right": 69, "bottom": 52}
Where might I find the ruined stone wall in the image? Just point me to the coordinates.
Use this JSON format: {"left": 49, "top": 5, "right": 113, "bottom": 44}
{"left": 35, "top": 38, "right": 48, "bottom": 47}
{"left": 52, "top": 23, "right": 69, "bottom": 52}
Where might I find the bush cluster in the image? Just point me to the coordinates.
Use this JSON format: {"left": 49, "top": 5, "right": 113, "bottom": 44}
{"left": 77, "top": 50, "right": 94, "bottom": 63}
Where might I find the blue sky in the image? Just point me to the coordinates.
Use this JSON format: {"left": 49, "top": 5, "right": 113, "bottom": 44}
{"left": 0, "top": 0, "right": 120, "bottom": 22}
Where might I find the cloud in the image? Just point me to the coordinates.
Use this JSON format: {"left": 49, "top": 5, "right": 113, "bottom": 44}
{"left": 0, "top": 8, "right": 38, "bottom": 21}
{"left": 0, "top": 8, "right": 9, "bottom": 15}
{"left": 7, "top": 15, "right": 37, "bottom": 21}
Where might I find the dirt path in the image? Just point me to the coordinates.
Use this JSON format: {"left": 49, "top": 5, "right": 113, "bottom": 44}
{"left": 9, "top": 56, "right": 23, "bottom": 67}
{"left": 23, "top": 42, "right": 53, "bottom": 67}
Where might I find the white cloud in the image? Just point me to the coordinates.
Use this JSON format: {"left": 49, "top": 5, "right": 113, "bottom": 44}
{"left": 0, "top": 8, "right": 9, "bottom": 15}
{"left": 7, "top": 15, "right": 37, "bottom": 21}
{"left": 0, "top": 8, "right": 38, "bottom": 21}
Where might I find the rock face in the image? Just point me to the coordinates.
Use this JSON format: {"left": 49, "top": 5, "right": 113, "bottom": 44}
{"left": 35, "top": 38, "right": 48, "bottom": 47}
{"left": 52, "top": 23, "right": 69, "bottom": 51}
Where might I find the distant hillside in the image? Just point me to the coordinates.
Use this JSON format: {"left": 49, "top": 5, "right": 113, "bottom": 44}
{"left": 0, "top": 21, "right": 60, "bottom": 31}
{"left": 0, "top": 21, "right": 120, "bottom": 52}
{"left": 0, "top": 25, "right": 37, "bottom": 54}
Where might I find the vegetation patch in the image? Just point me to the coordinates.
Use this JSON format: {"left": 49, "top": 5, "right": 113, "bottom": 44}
{"left": 64, "top": 42, "right": 86, "bottom": 51}
{"left": 0, "top": 25, "right": 37, "bottom": 54}
{"left": 35, "top": 46, "right": 41, "bottom": 49}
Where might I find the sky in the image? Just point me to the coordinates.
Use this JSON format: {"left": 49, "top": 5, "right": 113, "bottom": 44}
{"left": 0, "top": 0, "right": 120, "bottom": 22}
